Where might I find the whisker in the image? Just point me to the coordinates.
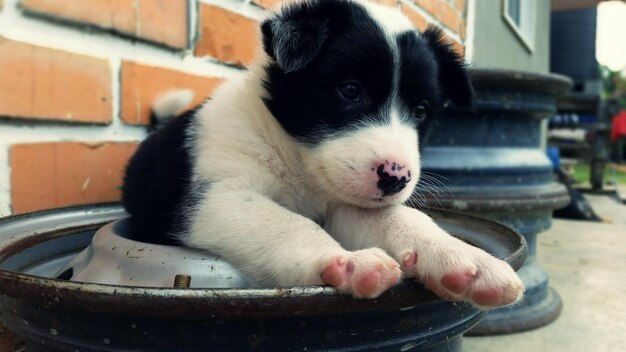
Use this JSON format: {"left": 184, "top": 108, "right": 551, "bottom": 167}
{"left": 414, "top": 171, "right": 453, "bottom": 210}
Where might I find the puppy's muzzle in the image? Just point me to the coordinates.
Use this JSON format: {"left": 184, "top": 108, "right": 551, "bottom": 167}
{"left": 376, "top": 161, "right": 411, "bottom": 197}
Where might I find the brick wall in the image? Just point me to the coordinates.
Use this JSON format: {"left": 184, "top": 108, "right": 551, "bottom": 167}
{"left": 0, "top": 0, "right": 468, "bottom": 217}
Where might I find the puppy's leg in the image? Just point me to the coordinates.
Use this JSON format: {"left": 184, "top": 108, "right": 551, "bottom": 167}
{"left": 326, "top": 204, "right": 524, "bottom": 308}
{"left": 183, "top": 186, "right": 400, "bottom": 298}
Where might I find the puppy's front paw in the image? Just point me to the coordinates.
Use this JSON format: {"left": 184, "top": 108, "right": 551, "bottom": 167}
{"left": 402, "top": 244, "right": 524, "bottom": 308}
{"left": 321, "top": 248, "right": 401, "bottom": 298}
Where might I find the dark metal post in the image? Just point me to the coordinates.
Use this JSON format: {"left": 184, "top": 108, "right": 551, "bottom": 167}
{"left": 419, "top": 69, "right": 572, "bottom": 335}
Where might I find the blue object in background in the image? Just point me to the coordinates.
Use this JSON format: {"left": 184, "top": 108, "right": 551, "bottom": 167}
{"left": 547, "top": 147, "right": 560, "bottom": 170}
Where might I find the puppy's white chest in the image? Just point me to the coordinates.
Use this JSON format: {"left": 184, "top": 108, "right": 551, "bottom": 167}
{"left": 257, "top": 148, "right": 326, "bottom": 224}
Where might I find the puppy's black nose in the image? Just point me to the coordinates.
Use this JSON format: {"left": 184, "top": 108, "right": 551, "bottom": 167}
{"left": 376, "top": 164, "right": 410, "bottom": 197}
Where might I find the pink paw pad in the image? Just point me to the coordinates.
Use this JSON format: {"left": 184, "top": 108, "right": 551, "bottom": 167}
{"left": 321, "top": 257, "right": 353, "bottom": 288}
{"left": 402, "top": 252, "right": 418, "bottom": 268}
{"left": 472, "top": 287, "right": 504, "bottom": 306}
{"left": 424, "top": 275, "right": 459, "bottom": 301}
{"left": 441, "top": 272, "right": 476, "bottom": 294}
{"left": 354, "top": 263, "right": 400, "bottom": 297}
{"left": 356, "top": 270, "right": 383, "bottom": 296}
{"left": 322, "top": 254, "right": 400, "bottom": 299}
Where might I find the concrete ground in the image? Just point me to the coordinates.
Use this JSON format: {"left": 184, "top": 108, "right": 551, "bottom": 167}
{"left": 464, "top": 194, "right": 626, "bottom": 352}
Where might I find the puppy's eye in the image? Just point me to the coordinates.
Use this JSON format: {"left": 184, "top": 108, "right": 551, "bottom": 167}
{"left": 414, "top": 102, "right": 430, "bottom": 122}
{"left": 338, "top": 82, "right": 362, "bottom": 102}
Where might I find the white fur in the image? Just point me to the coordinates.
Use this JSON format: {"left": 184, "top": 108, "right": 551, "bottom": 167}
{"left": 325, "top": 204, "right": 525, "bottom": 308}
{"left": 175, "top": 0, "right": 523, "bottom": 305}
{"left": 360, "top": 1, "right": 414, "bottom": 35}
{"left": 301, "top": 121, "right": 420, "bottom": 207}
{"left": 151, "top": 89, "right": 195, "bottom": 122}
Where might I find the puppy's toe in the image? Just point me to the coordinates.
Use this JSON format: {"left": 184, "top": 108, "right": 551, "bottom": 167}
{"left": 468, "top": 268, "right": 524, "bottom": 308}
{"left": 322, "top": 249, "right": 401, "bottom": 299}
{"left": 321, "top": 256, "right": 352, "bottom": 289}
{"left": 440, "top": 271, "right": 477, "bottom": 294}
{"left": 418, "top": 246, "right": 524, "bottom": 308}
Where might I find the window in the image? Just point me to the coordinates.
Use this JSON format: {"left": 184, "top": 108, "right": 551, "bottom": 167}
{"left": 503, "top": 0, "right": 537, "bottom": 52}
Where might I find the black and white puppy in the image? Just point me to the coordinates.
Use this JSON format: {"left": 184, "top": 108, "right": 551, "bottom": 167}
{"left": 122, "top": 0, "right": 524, "bottom": 307}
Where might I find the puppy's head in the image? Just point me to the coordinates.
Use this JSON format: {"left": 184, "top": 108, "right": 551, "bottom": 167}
{"left": 260, "top": 0, "right": 473, "bottom": 208}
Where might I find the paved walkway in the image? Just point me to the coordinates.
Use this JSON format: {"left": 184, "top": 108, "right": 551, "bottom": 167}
{"left": 465, "top": 195, "right": 626, "bottom": 352}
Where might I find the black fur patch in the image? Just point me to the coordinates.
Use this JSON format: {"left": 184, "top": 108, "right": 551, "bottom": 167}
{"left": 396, "top": 30, "right": 443, "bottom": 121}
{"left": 261, "top": 1, "right": 473, "bottom": 146}
{"left": 261, "top": 0, "right": 394, "bottom": 144}
{"left": 122, "top": 109, "right": 198, "bottom": 245}
{"left": 396, "top": 28, "right": 473, "bottom": 150}
{"left": 420, "top": 25, "right": 474, "bottom": 108}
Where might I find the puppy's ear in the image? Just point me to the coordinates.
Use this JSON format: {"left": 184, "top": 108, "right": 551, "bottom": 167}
{"left": 422, "top": 25, "right": 474, "bottom": 108}
{"left": 261, "top": 15, "right": 329, "bottom": 73}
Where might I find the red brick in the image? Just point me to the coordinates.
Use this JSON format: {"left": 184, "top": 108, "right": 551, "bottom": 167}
{"left": 436, "top": 1, "right": 461, "bottom": 33}
{"left": 121, "top": 61, "right": 224, "bottom": 125}
{"left": 460, "top": 18, "right": 466, "bottom": 40}
{"left": 21, "top": 0, "right": 188, "bottom": 48}
{"left": 195, "top": 4, "right": 258, "bottom": 66}
{"left": 0, "top": 38, "right": 111, "bottom": 123}
{"left": 400, "top": 3, "right": 429, "bottom": 31}
{"left": 454, "top": 0, "right": 466, "bottom": 14}
{"left": 10, "top": 142, "right": 138, "bottom": 214}
{"left": 415, "top": 0, "right": 436, "bottom": 15}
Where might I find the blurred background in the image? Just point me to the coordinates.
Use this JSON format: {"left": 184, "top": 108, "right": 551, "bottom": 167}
{"left": 0, "top": 0, "right": 625, "bottom": 351}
